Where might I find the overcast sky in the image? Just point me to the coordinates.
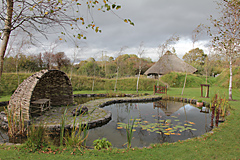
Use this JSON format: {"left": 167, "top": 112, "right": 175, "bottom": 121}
{"left": 24, "top": 0, "right": 220, "bottom": 62}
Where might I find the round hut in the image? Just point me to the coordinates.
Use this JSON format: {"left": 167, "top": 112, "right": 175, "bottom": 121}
{"left": 8, "top": 70, "right": 74, "bottom": 121}
{"left": 144, "top": 51, "right": 197, "bottom": 78}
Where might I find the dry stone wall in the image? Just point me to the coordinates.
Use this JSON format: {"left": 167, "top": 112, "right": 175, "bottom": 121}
{"left": 8, "top": 70, "right": 73, "bottom": 121}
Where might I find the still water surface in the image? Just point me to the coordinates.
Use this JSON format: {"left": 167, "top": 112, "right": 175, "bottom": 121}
{"left": 0, "top": 98, "right": 212, "bottom": 148}
{"left": 85, "top": 100, "right": 212, "bottom": 148}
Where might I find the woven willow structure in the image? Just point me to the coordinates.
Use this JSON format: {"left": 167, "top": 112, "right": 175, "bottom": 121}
{"left": 8, "top": 70, "right": 74, "bottom": 121}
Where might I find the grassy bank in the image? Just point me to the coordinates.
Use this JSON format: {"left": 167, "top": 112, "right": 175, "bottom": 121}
{"left": 0, "top": 87, "right": 239, "bottom": 159}
{"left": 0, "top": 73, "right": 160, "bottom": 96}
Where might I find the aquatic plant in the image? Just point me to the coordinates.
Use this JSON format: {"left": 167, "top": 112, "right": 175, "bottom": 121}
{"left": 117, "top": 117, "right": 197, "bottom": 137}
{"left": 61, "top": 107, "right": 89, "bottom": 148}
{"left": 125, "top": 118, "right": 136, "bottom": 149}
{"left": 211, "top": 94, "right": 230, "bottom": 126}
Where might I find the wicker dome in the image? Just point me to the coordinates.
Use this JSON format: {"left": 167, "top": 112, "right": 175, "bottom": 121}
{"left": 144, "top": 52, "right": 197, "bottom": 76}
{"left": 8, "top": 70, "right": 74, "bottom": 121}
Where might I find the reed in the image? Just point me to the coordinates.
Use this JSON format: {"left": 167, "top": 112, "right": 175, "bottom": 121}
{"left": 125, "top": 118, "right": 136, "bottom": 149}
{"left": 60, "top": 108, "right": 67, "bottom": 146}
{"left": 24, "top": 123, "right": 48, "bottom": 151}
{"left": 4, "top": 103, "right": 27, "bottom": 137}
{"left": 60, "top": 107, "right": 89, "bottom": 148}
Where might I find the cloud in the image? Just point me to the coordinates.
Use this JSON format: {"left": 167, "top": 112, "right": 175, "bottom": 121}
{"left": 13, "top": 0, "right": 220, "bottom": 62}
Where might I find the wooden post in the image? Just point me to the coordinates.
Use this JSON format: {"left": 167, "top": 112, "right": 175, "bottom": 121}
{"left": 201, "top": 84, "right": 210, "bottom": 98}
{"left": 153, "top": 85, "right": 156, "bottom": 95}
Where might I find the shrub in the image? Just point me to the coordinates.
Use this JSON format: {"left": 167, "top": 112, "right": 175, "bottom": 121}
{"left": 93, "top": 138, "right": 112, "bottom": 150}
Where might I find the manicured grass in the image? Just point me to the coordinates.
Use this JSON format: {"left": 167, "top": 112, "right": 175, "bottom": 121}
{"left": 0, "top": 87, "right": 240, "bottom": 159}
{"left": 0, "top": 95, "right": 11, "bottom": 102}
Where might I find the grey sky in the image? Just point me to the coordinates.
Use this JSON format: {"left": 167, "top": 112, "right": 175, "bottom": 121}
{"left": 24, "top": 0, "right": 220, "bottom": 62}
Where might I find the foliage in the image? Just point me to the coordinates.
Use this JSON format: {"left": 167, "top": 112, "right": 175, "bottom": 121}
{"left": 4, "top": 105, "right": 27, "bottom": 138}
{"left": 117, "top": 118, "right": 197, "bottom": 137}
{"left": 211, "top": 94, "right": 230, "bottom": 117}
{"left": 64, "top": 119, "right": 89, "bottom": 148}
{"left": 60, "top": 107, "right": 89, "bottom": 148}
{"left": 93, "top": 138, "right": 112, "bottom": 150}
{"left": 0, "top": 0, "right": 133, "bottom": 82}
{"left": 209, "top": 0, "right": 240, "bottom": 100}
{"left": 24, "top": 124, "right": 49, "bottom": 151}
{"left": 60, "top": 108, "right": 67, "bottom": 146}
{"left": 183, "top": 48, "right": 207, "bottom": 66}
{"left": 125, "top": 118, "right": 136, "bottom": 149}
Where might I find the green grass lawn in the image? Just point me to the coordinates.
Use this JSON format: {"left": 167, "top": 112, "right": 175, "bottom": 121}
{"left": 1, "top": 87, "right": 240, "bottom": 159}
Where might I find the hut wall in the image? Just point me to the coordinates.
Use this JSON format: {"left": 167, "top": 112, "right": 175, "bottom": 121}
{"left": 31, "top": 70, "right": 73, "bottom": 106}
{"left": 8, "top": 70, "right": 73, "bottom": 121}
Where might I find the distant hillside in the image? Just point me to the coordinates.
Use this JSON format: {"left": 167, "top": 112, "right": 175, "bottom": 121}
{"left": 214, "top": 67, "right": 240, "bottom": 89}
{"left": 0, "top": 73, "right": 160, "bottom": 96}
{"left": 160, "top": 72, "right": 215, "bottom": 88}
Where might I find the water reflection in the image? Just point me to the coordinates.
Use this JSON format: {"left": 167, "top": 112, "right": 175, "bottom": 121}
{"left": 86, "top": 101, "right": 212, "bottom": 148}
{"left": 0, "top": 99, "right": 213, "bottom": 148}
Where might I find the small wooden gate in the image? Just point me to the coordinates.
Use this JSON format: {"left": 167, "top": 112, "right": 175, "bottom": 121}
{"left": 153, "top": 85, "right": 167, "bottom": 95}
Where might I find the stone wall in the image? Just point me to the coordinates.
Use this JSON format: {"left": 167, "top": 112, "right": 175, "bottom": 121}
{"left": 8, "top": 70, "right": 73, "bottom": 121}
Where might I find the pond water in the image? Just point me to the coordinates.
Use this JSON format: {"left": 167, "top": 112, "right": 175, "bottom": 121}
{"left": 0, "top": 98, "right": 214, "bottom": 148}
{"left": 85, "top": 101, "right": 212, "bottom": 148}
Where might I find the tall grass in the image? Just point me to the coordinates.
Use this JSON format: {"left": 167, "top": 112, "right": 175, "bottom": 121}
{"left": 24, "top": 123, "right": 48, "bottom": 151}
{"left": 4, "top": 104, "right": 26, "bottom": 137}
{"left": 60, "top": 108, "right": 67, "bottom": 146}
{"left": 125, "top": 118, "right": 136, "bottom": 149}
{"left": 60, "top": 107, "right": 89, "bottom": 149}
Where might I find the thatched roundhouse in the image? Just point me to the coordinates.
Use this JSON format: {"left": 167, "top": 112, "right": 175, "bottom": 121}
{"left": 144, "top": 52, "right": 197, "bottom": 78}
{"left": 8, "top": 70, "right": 74, "bottom": 121}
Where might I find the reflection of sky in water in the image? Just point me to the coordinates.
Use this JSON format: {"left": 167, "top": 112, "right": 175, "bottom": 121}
{"left": 86, "top": 101, "right": 212, "bottom": 148}
{"left": 0, "top": 100, "right": 213, "bottom": 147}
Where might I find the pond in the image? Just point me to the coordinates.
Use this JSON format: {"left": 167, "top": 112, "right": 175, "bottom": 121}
{"left": 0, "top": 98, "right": 214, "bottom": 148}
{"left": 85, "top": 100, "right": 212, "bottom": 148}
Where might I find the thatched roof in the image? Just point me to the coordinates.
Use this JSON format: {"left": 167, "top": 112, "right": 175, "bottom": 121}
{"left": 144, "top": 52, "right": 197, "bottom": 75}
{"left": 9, "top": 70, "right": 73, "bottom": 121}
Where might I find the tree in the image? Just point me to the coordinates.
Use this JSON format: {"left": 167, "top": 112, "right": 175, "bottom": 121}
{"left": 114, "top": 47, "right": 126, "bottom": 92}
{"left": 53, "top": 52, "right": 70, "bottom": 70}
{"left": 0, "top": 0, "right": 133, "bottom": 81}
{"left": 157, "top": 35, "right": 179, "bottom": 59}
{"left": 183, "top": 48, "right": 207, "bottom": 66}
{"left": 209, "top": 0, "right": 240, "bottom": 100}
{"left": 136, "top": 42, "right": 144, "bottom": 93}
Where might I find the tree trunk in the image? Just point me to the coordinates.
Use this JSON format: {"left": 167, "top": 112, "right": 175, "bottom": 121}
{"left": 0, "top": 0, "right": 13, "bottom": 81}
{"left": 229, "top": 57, "right": 233, "bottom": 100}
{"left": 136, "top": 69, "right": 141, "bottom": 93}
{"left": 181, "top": 72, "right": 187, "bottom": 96}
{"left": 114, "top": 67, "right": 119, "bottom": 92}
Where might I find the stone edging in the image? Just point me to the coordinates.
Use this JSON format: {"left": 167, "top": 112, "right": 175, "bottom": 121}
{"left": 0, "top": 95, "right": 209, "bottom": 132}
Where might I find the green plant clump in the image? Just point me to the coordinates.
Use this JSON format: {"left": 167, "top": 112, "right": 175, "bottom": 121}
{"left": 24, "top": 124, "right": 49, "bottom": 151}
{"left": 93, "top": 138, "right": 112, "bottom": 150}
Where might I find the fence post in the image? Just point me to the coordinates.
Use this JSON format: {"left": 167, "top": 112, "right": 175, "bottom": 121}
{"left": 153, "top": 85, "right": 156, "bottom": 95}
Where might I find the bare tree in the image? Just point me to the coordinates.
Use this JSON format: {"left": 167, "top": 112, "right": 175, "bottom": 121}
{"left": 136, "top": 42, "right": 144, "bottom": 93}
{"left": 0, "top": 0, "right": 133, "bottom": 81}
{"left": 157, "top": 35, "right": 179, "bottom": 85}
{"left": 209, "top": 0, "right": 240, "bottom": 100}
{"left": 114, "top": 47, "right": 126, "bottom": 92}
{"left": 70, "top": 41, "right": 85, "bottom": 80}
{"left": 157, "top": 35, "right": 179, "bottom": 59}
{"left": 42, "top": 41, "right": 59, "bottom": 69}
{"left": 181, "top": 24, "right": 205, "bottom": 96}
